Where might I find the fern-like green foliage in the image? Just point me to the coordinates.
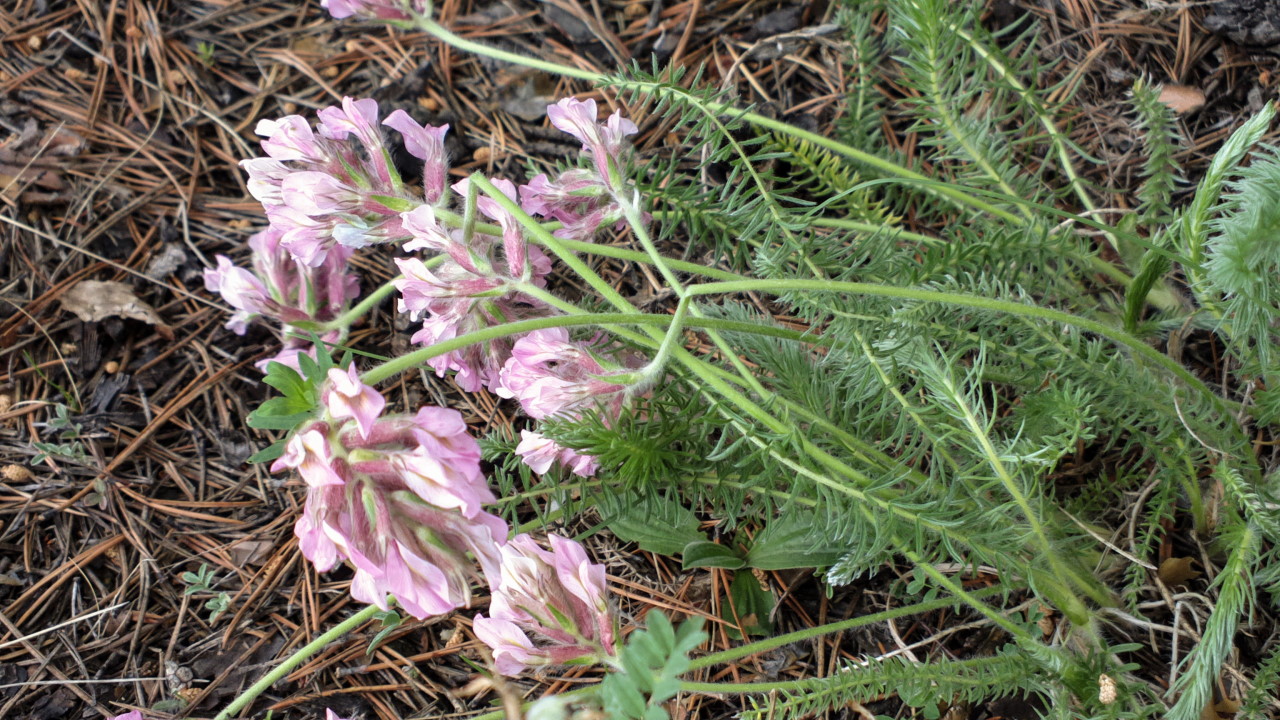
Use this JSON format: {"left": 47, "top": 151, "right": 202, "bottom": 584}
{"left": 741, "top": 652, "right": 1047, "bottom": 720}
{"left": 498, "top": 0, "right": 1280, "bottom": 717}
{"left": 1130, "top": 79, "right": 1183, "bottom": 226}
{"left": 1203, "top": 147, "right": 1280, "bottom": 378}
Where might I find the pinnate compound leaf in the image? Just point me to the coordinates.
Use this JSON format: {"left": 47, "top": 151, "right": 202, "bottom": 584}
{"left": 601, "top": 613, "right": 706, "bottom": 720}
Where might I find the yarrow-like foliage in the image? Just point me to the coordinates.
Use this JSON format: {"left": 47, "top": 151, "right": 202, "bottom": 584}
{"left": 474, "top": 533, "right": 615, "bottom": 675}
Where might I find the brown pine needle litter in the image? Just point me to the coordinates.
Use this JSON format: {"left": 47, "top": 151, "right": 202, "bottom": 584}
{"left": 0, "top": 1, "right": 1277, "bottom": 719}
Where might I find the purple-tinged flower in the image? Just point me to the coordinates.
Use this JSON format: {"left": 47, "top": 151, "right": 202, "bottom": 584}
{"left": 515, "top": 430, "right": 598, "bottom": 477}
{"left": 280, "top": 171, "right": 363, "bottom": 216}
{"left": 325, "top": 711, "right": 349, "bottom": 720}
{"left": 243, "top": 158, "right": 290, "bottom": 206}
{"left": 394, "top": 210, "right": 551, "bottom": 393}
{"left": 520, "top": 171, "right": 625, "bottom": 242}
{"left": 322, "top": 0, "right": 427, "bottom": 21}
{"left": 384, "top": 110, "right": 450, "bottom": 203}
{"left": 317, "top": 98, "right": 383, "bottom": 157}
{"left": 475, "top": 533, "right": 615, "bottom": 675}
{"left": 324, "top": 366, "right": 386, "bottom": 440}
{"left": 205, "top": 227, "right": 359, "bottom": 371}
{"left": 395, "top": 257, "right": 504, "bottom": 318}
{"left": 284, "top": 407, "right": 510, "bottom": 619}
{"left": 204, "top": 255, "right": 273, "bottom": 334}
{"left": 546, "top": 98, "right": 638, "bottom": 191}
{"left": 110, "top": 712, "right": 144, "bottom": 720}
{"left": 495, "top": 328, "right": 637, "bottom": 421}
{"left": 256, "top": 115, "right": 326, "bottom": 163}
{"left": 473, "top": 615, "right": 541, "bottom": 675}
{"left": 244, "top": 97, "right": 430, "bottom": 265}
{"left": 452, "top": 177, "right": 551, "bottom": 281}
{"left": 273, "top": 424, "right": 346, "bottom": 488}
{"left": 344, "top": 407, "right": 495, "bottom": 517}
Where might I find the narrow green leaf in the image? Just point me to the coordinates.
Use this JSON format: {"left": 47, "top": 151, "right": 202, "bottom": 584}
{"left": 681, "top": 540, "right": 746, "bottom": 570}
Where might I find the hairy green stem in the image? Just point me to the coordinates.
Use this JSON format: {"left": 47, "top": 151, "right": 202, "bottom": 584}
{"left": 414, "top": 16, "right": 1021, "bottom": 223}
{"left": 359, "top": 312, "right": 810, "bottom": 386}
{"left": 288, "top": 275, "right": 407, "bottom": 333}
{"left": 688, "top": 585, "right": 1008, "bottom": 670}
{"left": 682, "top": 278, "right": 1220, "bottom": 409}
{"left": 214, "top": 603, "right": 381, "bottom": 720}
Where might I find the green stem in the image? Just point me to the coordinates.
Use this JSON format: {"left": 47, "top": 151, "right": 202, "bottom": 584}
{"left": 682, "top": 278, "right": 1219, "bottom": 408}
{"left": 679, "top": 679, "right": 812, "bottom": 694}
{"left": 687, "top": 585, "right": 1007, "bottom": 670}
{"left": 213, "top": 603, "right": 381, "bottom": 720}
{"left": 414, "top": 16, "right": 1020, "bottom": 223}
{"left": 359, "top": 312, "right": 810, "bottom": 386}
{"left": 288, "top": 275, "right": 407, "bottom": 333}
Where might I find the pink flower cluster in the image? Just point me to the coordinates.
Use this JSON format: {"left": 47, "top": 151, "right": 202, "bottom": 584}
{"left": 279, "top": 374, "right": 506, "bottom": 618}
{"left": 273, "top": 368, "right": 614, "bottom": 671}
{"left": 521, "top": 98, "right": 639, "bottom": 240}
{"left": 244, "top": 96, "right": 449, "bottom": 266}
{"left": 384, "top": 99, "right": 646, "bottom": 477}
{"left": 394, "top": 180, "right": 553, "bottom": 393}
{"left": 203, "top": 226, "right": 359, "bottom": 371}
{"left": 474, "top": 534, "right": 615, "bottom": 674}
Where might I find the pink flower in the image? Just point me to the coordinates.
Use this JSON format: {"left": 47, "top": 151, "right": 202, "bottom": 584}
{"left": 317, "top": 97, "right": 383, "bottom": 153}
{"left": 322, "top": 0, "right": 426, "bottom": 21}
{"left": 384, "top": 110, "right": 451, "bottom": 203}
{"left": 110, "top": 712, "right": 145, "bottom": 720}
{"left": 495, "top": 328, "right": 635, "bottom": 420}
{"left": 273, "top": 425, "right": 346, "bottom": 488}
{"left": 476, "top": 533, "right": 615, "bottom": 674}
{"left": 243, "top": 158, "right": 290, "bottom": 206}
{"left": 394, "top": 257, "right": 504, "bottom": 318}
{"left": 284, "top": 407, "right": 510, "bottom": 619}
{"left": 473, "top": 615, "right": 541, "bottom": 675}
{"left": 546, "top": 98, "right": 638, "bottom": 191}
{"left": 244, "top": 98, "right": 423, "bottom": 266}
{"left": 280, "top": 171, "right": 362, "bottom": 216}
{"left": 515, "top": 430, "right": 598, "bottom": 477}
{"left": 347, "top": 407, "right": 494, "bottom": 517}
{"left": 400, "top": 204, "right": 462, "bottom": 256}
{"left": 324, "top": 365, "right": 386, "bottom": 440}
{"left": 256, "top": 115, "right": 325, "bottom": 163}
{"left": 204, "top": 255, "right": 272, "bottom": 334}
{"left": 325, "top": 711, "right": 349, "bottom": 720}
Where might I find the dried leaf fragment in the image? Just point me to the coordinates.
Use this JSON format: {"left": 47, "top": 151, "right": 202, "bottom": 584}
{"left": 1158, "top": 84, "right": 1206, "bottom": 114}
{"left": 1158, "top": 556, "right": 1202, "bottom": 586}
{"left": 60, "top": 280, "right": 172, "bottom": 338}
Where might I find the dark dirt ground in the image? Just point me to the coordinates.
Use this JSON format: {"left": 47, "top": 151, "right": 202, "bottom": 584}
{"left": 1, "top": 1, "right": 1278, "bottom": 719}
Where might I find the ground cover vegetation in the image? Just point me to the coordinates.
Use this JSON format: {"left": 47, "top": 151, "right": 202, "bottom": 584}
{"left": 2, "top": 0, "right": 1280, "bottom": 719}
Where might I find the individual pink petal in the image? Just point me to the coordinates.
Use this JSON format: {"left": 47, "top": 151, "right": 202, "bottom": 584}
{"left": 204, "top": 256, "right": 270, "bottom": 316}
{"left": 110, "top": 712, "right": 145, "bottom": 720}
{"left": 256, "top": 115, "right": 323, "bottom": 162}
{"left": 280, "top": 171, "right": 360, "bottom": 215}
{"left": 384, "top": 110, "right": 450, "bottom": 203}
{"left": 473, "top": 615, "right": 543, "bottom": 676}
{"left": 514, "top": 430, "right": 560, "bottom": 474}
{"left": 272, "top": 427, "right": 345, "bottom": 487}
{"left": 547, "top": 98, "right": 599, "bottom": 148}
{"left": 324, "top": 365, "right": 386, "bottom": 439}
